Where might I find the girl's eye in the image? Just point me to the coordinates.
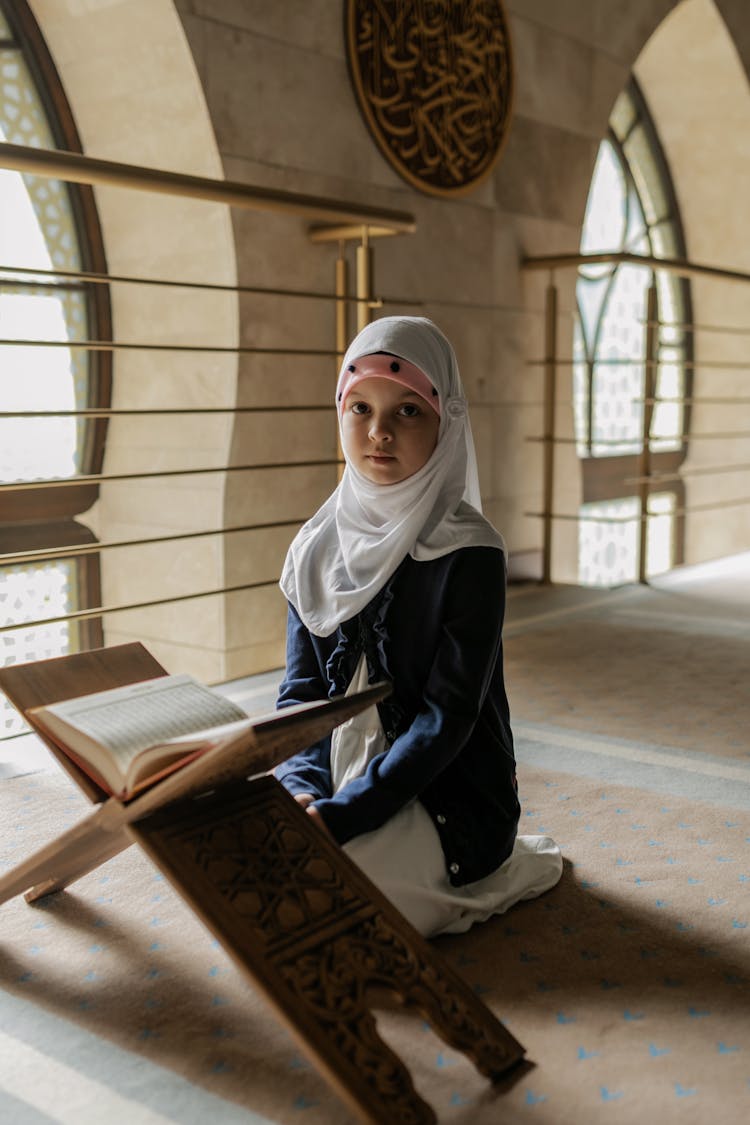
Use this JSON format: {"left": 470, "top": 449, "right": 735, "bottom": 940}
{"left": 350, "top": 401, "right": 370, "bottom": 414}
{"left": 398, "top": 403, "right": 420, "bottom": 417}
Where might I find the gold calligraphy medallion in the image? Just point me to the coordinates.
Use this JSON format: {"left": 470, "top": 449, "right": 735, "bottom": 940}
{"left": 345, "top": 0, "right": 514, "bottom": 197}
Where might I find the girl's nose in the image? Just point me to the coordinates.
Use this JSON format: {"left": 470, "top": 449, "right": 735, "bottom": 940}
{"left": 368, "top": 414, "right": 393, "bottom": 441}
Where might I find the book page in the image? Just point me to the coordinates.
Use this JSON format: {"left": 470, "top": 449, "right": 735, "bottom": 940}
{"left": 40, "top": 675, "right": 249, "bottom": 769}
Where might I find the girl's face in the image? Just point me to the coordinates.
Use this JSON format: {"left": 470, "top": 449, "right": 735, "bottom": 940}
{"left": 340, "top": 376, "right": 440, "bottom": 484}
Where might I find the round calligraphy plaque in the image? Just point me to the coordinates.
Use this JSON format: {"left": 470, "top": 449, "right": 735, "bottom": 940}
{"left": 345, "top": 0, "right": 514, "bottom": 197}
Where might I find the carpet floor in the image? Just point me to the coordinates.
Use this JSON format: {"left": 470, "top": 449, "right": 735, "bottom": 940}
{"left": 0, "top": 554, "right": 748, "bottom": 1123}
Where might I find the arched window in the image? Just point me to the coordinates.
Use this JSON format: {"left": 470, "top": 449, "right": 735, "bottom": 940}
{"left": 0, "top": 0, "right": 111, "bottom": 735}
{"left": 574, "top": 78, "right": 692, "bottom": 585}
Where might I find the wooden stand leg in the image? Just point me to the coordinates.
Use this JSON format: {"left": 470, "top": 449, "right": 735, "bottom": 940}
{"left": 133, "top": 777, "right": 524, "bottom": 1125}
{"left": 0, "top": 809, "right": 131, "bottom": 907}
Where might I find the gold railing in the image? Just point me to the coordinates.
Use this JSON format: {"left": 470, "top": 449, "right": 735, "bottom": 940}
{"left": 0, "top": 142, "right": 416, "bottom": 229}
{"left": 523, "top": 251, "right": 750, "bottom": 584}
{"left": 0, "top": 142, "right": 417, "bottom": 728}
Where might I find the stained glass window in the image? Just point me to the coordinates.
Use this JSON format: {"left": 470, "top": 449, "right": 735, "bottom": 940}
{"left": 1, "top": 1, "right": 103, "bottom": 740}
{"left": 1, "top": 563, "right": 78, "bottom": 735}
{"left": 578, "top": 493, "right": 676, "bottom": 587}
{"left": 0, "top": 43, "right": 88, "bottom": 480}
{"left": 575, "top": 81, "right": 691, "bottom": 585}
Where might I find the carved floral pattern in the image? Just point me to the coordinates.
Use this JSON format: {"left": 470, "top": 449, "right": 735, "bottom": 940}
{"left": 278, "top": 912, "right": 519, "bottom": 1080}
{"left": 140, "top": 779, "right": 522, "bottom": 1123}
{"left": 177, "top": 789, "right": 368, "bottom": 947}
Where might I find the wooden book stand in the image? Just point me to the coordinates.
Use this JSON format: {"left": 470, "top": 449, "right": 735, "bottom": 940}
{"left": 0, "top": 643, "right": 525, "bottom": 1124}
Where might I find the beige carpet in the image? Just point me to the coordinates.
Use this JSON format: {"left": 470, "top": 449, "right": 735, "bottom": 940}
{"left": 1, "top": 557, "right": 748, "bottom": 1122}
{"left": 0, "top": 755, "right": 747, "bottom": 1124}
{"left": 506, "top": 618, "right": 750, "bottom": 760}
{"left": 504, "top": 559, "right": 750, "bottom": 763}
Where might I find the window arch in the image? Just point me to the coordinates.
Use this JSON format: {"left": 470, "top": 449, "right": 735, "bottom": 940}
{"left": 574, "top": 78, "right": 692, "bottom": 586}
{"left": 0, "top": 0, "right": 111, "bottom": 734}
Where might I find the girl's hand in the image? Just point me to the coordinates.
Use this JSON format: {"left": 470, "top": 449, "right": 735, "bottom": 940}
{"left": 292, "top": 793, "right": 332, "bottom": 837}
{"left": 306, "top": 805, "right": 332, "bottom": 838}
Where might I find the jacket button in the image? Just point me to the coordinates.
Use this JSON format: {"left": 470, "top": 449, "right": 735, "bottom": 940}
{"left": 449, "top": 862, "right": 460, "bottom": 875}
{"left": 436, "top": 814, "right": 446, "bottom": 825}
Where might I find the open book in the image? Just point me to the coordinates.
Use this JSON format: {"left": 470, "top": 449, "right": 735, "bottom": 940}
{"left": 29, "top": 673, "right": 269, "bottom": 799}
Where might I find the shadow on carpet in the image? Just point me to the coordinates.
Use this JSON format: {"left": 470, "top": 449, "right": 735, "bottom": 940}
{"left": 0, "top": 763, "right": 747, "bottom": 1124}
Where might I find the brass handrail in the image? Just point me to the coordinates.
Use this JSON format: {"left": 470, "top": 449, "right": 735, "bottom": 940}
{"left": 626, "top": 463, "right": 750, "bottom": 483}
{"left": 646, "top": 320, "right": 750, "bottom": 335}
{"left": 0, "top": 261, "right": 341, "bottom": 298}
{"left": 0, "top": 580, "right": 280, "bottom": 634}
{"left": 526, "top": 495, "right": 750, "bottom": 523}
{"left": 0, "top": 519, "right": 308, "bottom": 567}
{"left": 522, "top": 249, "right": 750, "bottom": 285}
{"left": 0, "top": 459, "right": 343, "bottom": 492}
{"left": 528, "top": 432, "right": 750, "bottom": 443}
{"left": 0, "top": 141, "right": 416, "bottom": 232}
{"left": 526, "top": 357, "right": 750, "bottom": 371}
{"left": 0, "top": 261, "right": 422, "bottom": 307}
{"left": 640, "top": 397, "right": 750, "bottom": 405}
{"left": 0, "top": 338, "right": 339, "bottom": 355}
{"left": 1, "top": 407, "right": 333, "bottom": 418}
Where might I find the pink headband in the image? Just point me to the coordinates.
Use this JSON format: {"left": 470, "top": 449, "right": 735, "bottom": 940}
{"left": 337, "top": 353, "right": 441, "bottom": 416}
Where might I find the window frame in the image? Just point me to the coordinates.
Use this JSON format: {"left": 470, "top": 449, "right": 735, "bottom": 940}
{"left": 1, "top": 0, "right": 111, "bottom": 649}
{"left": 576, "top": 77, "right": 693, "bottom": 573}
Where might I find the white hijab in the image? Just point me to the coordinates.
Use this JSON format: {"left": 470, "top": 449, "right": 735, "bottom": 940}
{"left": 280, "top": 316, "right": 504, "bottom": 636}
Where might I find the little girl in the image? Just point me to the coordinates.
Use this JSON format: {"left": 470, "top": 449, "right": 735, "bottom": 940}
{"left": 275, "top": 316, "right": 561, "bottom": 938}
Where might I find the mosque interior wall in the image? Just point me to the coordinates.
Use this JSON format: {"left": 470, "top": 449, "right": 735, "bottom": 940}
{"left": 21, "top": 0, "right": 750, "bottom": 681}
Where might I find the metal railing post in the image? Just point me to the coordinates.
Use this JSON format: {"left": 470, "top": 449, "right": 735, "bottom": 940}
{"left": 334, "top": 242, "right": 349, "bottom": 480}
{"left": 638, "top": 281, "right": 659, "bottom": 584}
{"left": 542, "top": 280, "right": 558, "bottom": 584}
{"left": 335, "top": 241, "right": 349, "bottom": 365}
{"left": 355, "top": 227, "right": 374, "bottom": 333}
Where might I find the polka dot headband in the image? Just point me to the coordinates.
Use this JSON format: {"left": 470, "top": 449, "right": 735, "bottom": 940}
{"left": 337, "top": 353, "right": 441, "bottom": 416}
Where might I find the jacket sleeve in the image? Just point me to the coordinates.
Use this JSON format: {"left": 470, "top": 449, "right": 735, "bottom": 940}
{"left": 273, "top": 603, "right": 333, "bottom": 801}
{"left": 314, "top": 548, "right": 507, "bottom": 844}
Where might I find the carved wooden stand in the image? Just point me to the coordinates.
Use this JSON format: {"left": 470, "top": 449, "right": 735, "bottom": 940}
{"left": 0, "top": 645, "right": 525, "bottom": 1124}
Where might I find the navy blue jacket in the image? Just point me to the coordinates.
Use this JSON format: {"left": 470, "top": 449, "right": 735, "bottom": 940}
{"left": 275, "top": 546, "right": 520, "bottom": 886}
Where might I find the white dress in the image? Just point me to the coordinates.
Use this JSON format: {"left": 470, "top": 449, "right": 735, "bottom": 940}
{"left": 332, "top": 657, "right": 562, "bottom": 938}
